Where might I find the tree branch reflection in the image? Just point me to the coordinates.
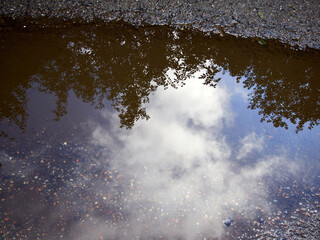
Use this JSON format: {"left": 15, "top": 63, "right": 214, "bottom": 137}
{"left": 0, "top": 22, "right": 319, "bottom": 134}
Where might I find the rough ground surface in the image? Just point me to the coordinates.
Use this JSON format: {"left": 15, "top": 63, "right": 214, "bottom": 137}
{"left": 0, "top": 0, "right": 319, "bottom": 49}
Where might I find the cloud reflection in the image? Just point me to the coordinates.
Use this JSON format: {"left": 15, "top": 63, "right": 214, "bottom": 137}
{"left": 83, "top": 75, "right": 296, "bottom": 239}
{"left": 236, "top": 133, "right": 264, "bottom": 160}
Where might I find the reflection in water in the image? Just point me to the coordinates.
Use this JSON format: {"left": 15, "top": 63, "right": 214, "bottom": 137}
{"left": 0, "top": 22, "right": 319, "bottom": 239}
{"left": 90, "top": 79, "right": 297, "bottom": 239}
{"left": 0, "top": 22, "right": 319, "bottom": 134}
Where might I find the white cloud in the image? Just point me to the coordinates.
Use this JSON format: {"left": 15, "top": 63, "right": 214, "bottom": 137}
{"left": 236, "top": 132, "right": 265, "bottom": 160}
{"left": 79, "top": 76, "right": 298, "bottom": 239}
{"left": 0, "top": 68, "right": 306, "bottom": 240}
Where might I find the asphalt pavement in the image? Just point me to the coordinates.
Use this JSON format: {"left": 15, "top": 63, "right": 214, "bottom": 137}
{"left": 0, "top": 0, "right": 319, "bottom": 49}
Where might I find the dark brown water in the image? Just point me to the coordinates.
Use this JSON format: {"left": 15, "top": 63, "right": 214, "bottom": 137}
{"left": 0, "top": 22, "right": 319, "bottom": 240}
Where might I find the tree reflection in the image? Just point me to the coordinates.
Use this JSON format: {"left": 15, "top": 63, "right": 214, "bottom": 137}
{"left": 205, "top": 37, "right": 320, "bottom": 132}
{"left": 0, "top": 21, "right": 319, "bottom": 134}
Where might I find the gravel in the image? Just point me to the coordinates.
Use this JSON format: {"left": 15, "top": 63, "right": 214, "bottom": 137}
{"left": 0, "top": 0, "right": 319, "bottom": 49}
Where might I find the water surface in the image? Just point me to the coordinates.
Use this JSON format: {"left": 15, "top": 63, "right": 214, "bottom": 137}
{"left": 0, "top": 22, "right": 319, "bottom": 239}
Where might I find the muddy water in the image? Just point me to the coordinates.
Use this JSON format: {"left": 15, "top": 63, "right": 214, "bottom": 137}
{"left": 0, "top": 22, "right": 319, "bottom": 239}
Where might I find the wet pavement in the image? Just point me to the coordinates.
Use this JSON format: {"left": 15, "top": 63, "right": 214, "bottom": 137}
{"left": 1, "top": 0, "right": 320, "bottom": 49}
{"left": 0, "top": 23, "right": 320, "bottom": 239}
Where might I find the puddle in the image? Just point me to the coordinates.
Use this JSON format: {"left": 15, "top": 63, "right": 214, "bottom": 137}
{"left": 0, "top": 22, "right": 319, "bottom": 239}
